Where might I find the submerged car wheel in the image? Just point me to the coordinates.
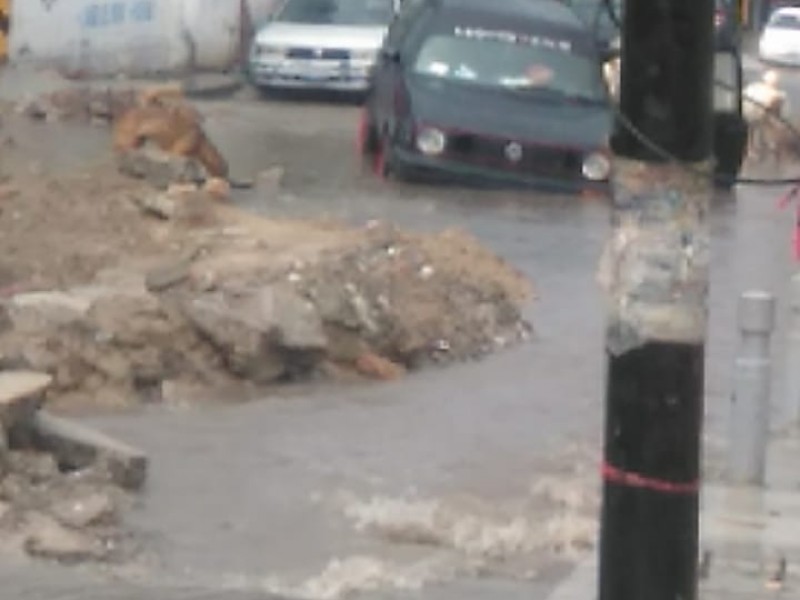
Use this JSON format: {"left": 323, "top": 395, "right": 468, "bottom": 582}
{"left": 356, "top": 108, "right": 379, "bottom": 156}
{"left": 373, "top": 130, "right": 414, "bottom": 182}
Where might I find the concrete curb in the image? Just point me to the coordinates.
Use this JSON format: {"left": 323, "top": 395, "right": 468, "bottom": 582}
{"left": 28, "top": 411, "right": 148, "bottom": 491}
{"left": 0, "top": 370, "right": 51, "bottom": 431}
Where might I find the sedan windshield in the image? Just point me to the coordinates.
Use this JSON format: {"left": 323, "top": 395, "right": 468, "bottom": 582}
{"left": 769, "top": 12, "right": 800, "bottom": 30}
{"left": 274, "top": 0, "right": 394, "bottom": 26}
{"left": 412, "top": 33, "right": 605, "bottom": 101}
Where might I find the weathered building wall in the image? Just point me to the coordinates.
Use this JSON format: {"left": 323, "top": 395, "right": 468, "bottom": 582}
{"left": 8, "top": 0, "right": 248, "bottom": 76}
{"left": 246, "top": 0, "right": 281, "bottom": 26}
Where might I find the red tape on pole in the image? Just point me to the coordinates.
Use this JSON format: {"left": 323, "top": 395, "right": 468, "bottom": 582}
{"left": 602, "top": 461, "right": 700, "bottom": 495}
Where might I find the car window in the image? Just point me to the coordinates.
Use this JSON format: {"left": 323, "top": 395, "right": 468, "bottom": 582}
{"left": 411, "top": 32, "right": 605, "bottom": 100}
{"left": 275, "top": 0, "right": 394, "bottom": 26}
{"left": 769, "top": 11, "right": 800, "bottom": 29}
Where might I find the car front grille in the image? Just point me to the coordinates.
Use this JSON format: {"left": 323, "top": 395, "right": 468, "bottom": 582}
{"left": 285, "top": 47, "right": 351, "bottom": 60}
{"left": 445, "top": 132, "right": 584, "bottom": 179}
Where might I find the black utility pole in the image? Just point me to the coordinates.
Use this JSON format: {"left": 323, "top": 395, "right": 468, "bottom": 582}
{"left": 597, "top": 1, "right": 715, "bottom": 600}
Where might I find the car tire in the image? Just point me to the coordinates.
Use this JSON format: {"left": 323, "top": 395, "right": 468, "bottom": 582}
{"left": 374, "top": 133, "right": 392, "bottom": 179}
{"left": 357, "top": 107, "right": 379, "bottom": 156}
{"left": 374, "top": 127, "right": 416, "bottom": 182}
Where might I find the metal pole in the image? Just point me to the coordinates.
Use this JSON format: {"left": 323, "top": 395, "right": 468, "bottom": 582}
{"left": 597, "top": 1, "right": 715, "bottom": 599}
{"left": 783, "top": 274, "right": 800, "bottom": 426}
{"left": 728, "top": 291, "right": 776, "bottom": 486}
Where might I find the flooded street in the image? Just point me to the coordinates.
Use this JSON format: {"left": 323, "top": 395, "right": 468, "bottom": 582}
{"left": 1, "top": 63, "right": 799, "bottom": 598}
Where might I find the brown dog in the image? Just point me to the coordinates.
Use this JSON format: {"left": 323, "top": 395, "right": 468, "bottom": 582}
{"left": 112, "top": 85, "right": 228, "bottom": 179}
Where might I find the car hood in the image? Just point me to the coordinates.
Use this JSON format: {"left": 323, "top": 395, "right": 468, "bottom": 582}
{"left": 254, "top": 23, "right": 388, "bottom": 50}
{"left": 407, "top": 76, "right": 611, "bottom": 148}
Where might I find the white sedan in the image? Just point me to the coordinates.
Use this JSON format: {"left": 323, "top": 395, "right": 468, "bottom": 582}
{"left": 759, "top": 7, "right": 800, "bottom": 66}
{"left": 249, "top": 0, "right": 400, "bottom": 93}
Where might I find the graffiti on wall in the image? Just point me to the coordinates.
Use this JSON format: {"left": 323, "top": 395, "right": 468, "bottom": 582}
{"left": 80, "top": 0, "right": 155, "bottom": 28}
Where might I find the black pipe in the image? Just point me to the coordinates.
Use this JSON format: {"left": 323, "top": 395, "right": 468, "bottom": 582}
{"left": 598, "top": 1, "right": 714, "bottom": 599}
{"left": 611, "top": 0, "right": 715, "bottom": 162}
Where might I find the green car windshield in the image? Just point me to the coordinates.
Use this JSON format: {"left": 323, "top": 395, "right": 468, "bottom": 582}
{"left": 412, "top": 33, "right": 605, "bottom": 101}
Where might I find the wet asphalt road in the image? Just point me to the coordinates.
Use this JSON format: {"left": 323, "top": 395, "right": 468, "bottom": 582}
{"left": 2, "top": 57, "right": 800, "bottom": 598}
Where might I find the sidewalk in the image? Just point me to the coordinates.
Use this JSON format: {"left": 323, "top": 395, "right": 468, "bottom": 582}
{"left": 547, "top": 432, "right": 800, "bottom": 599}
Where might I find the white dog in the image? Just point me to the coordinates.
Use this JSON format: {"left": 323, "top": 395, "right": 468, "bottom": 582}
{"left": 743, "top": 69, "right": 788, "bottom": 162}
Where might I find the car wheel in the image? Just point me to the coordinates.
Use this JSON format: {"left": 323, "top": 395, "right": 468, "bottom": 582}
{"left": 374, "top": 133, "right": 392, "bottom": 179}
{"left": 356, "top": 107, "right": 379, "bottom": 156}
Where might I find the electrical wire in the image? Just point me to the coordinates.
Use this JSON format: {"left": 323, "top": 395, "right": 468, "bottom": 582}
{"left": 584, "top": 0, "right": 800, "bottom": 187}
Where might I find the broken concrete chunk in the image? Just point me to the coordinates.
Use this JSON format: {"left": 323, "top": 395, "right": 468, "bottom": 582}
{"left": 145, "top": 259, "right": 193, "bottom": 292}
{"left": 182, "top": 292, "right": 287, "bottom": 383}
{"left": 19, "top": 99, "right": 48, "bottom": 120}
{"left": 183, "top": 285, "right": 328, "bottom": 383}
{"left": 203, "top": 177, "right": 231, "bottom": 201}
{"left": 259, "top": 286, "right": 328, "bottom": 352}
{"left": 23, "top": 512, "right": 108, "bottom": 563}
{"left": 132, "top": 191, "right": 178, "bottom": 219}
{"left": 133, "top": 187, "right": 218, "bottom": 225}
{"left": 0, "top": 371, "right": 52, "bottom": 431}
{"left": 29, "top": 411, "right": 147, "bottom": 491}
{"left": 117, "top": 147, "right": 205, "bottom": 190}
{"left": 49, "top": 491, "right": 117, "bottom": 529}
{"left": 5, "top": 290, "right": 95, "bottom": 332}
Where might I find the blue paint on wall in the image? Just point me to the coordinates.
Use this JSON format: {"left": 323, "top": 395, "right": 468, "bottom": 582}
{"left": 80, "top": 0, "right": 155, "bottom": 29}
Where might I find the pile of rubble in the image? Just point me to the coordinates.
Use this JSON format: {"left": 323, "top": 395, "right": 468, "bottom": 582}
{"left": 0, "top": 148, "right": 534, "bottom": 411}
{"left": 14, "top": 85, "right": 154, "bottom": 124}
{"left": 0, "top": 371, "right": 145, "bottom": 563}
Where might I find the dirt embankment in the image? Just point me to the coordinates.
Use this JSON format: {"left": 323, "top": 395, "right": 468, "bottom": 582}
{"left": 0, "top": 89, "right": 535, "bottom": 413}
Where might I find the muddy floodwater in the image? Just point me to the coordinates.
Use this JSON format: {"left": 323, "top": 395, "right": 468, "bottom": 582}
{"left": 0, "top": 61, "right": 799, "bottom": 599}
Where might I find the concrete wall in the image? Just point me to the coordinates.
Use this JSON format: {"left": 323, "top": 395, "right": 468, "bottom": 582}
{"left": 180, "top": 0, "right": 241, "bottom": 70}
{"left": 246, "top": 0, "right": 281, "bottom": 27}
{"left": 8, "top": 0, "right": 246, "bottom": 76}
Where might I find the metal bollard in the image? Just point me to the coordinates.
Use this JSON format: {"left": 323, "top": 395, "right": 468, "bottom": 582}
{"left": 783, "top": 273, "right": 800, "bottom": 426}
{"left": 727, "top": 290, "right": 776, "bottom": 487}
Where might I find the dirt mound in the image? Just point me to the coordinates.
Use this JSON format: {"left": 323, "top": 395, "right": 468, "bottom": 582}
{"left": 0, "top": 371, "right": 142, "bottom": 564}
{"left": 0, "top": 162, "right": 534, "bottom": 411}
{"left": 284, "top": 223, "right": 532, "bottom": 366}
{"left": 14, "top": 85, "right": 146, "bottom": 124}
{"left": 0, "top": 171, "right": 173, "bottom": 292}
{"left": 0, "top": 450, "right": 132, "bottom": 563}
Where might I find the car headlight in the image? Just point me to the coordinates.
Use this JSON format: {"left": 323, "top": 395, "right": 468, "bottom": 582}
{"left": 416, "top": 127, "right": 446, "bottom": 156}
{"left": 582, "top": 151, "right": 611, "bottom": 181}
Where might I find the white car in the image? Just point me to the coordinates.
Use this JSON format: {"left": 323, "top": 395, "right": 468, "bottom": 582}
{"left": 249, "top": 0, "right": 399, "bottom": 93}
{"left": 759, "top": 7, "right": 800, "bottom": 66}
